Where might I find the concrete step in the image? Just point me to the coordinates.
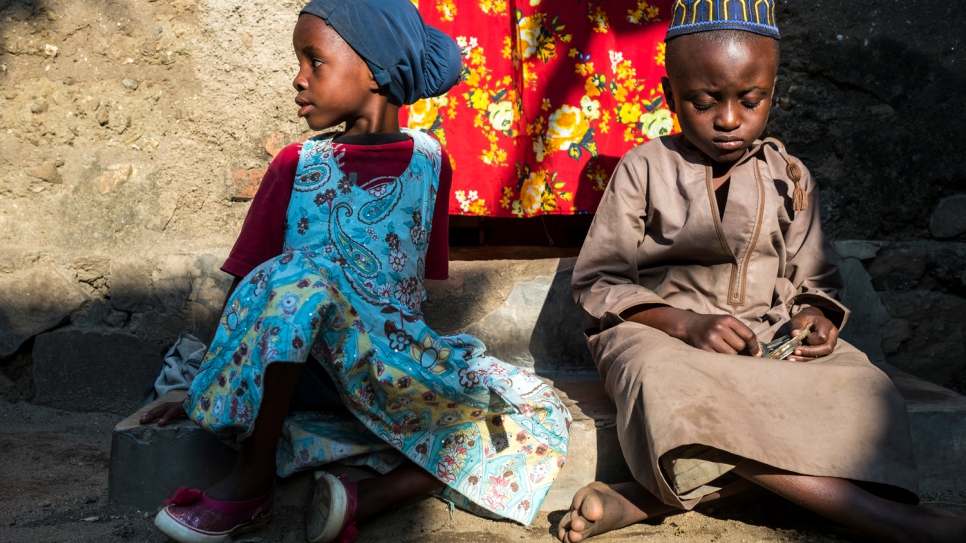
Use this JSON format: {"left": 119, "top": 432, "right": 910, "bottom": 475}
{"left": 107, "top": 251, "right": 966, "bottom": 512}
{"left": 109, "top": 367, "right": 966, "bottom": 513}
{"left": 28, "top": 243, "right": 938, "bottom": 415}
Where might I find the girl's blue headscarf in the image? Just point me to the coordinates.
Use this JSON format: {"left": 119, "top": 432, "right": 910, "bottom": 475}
{"left": 301, "top": 0, "right": 463, "bottom": 105}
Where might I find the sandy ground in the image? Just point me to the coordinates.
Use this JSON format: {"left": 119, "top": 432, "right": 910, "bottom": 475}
{"left": 1, "top": 397, "right": 963, "bottom": 543}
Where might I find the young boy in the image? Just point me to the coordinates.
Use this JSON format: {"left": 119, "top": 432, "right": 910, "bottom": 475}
{"left": 560, "top": 1, "right": 966, "bottom": 542}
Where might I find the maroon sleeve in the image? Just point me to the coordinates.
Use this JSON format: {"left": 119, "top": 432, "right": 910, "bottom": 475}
{"left": 424, "top": 147, "right": 452, "bottom": 280}
{"left": 221, "top": 143, "right": 302, "bottom": 278}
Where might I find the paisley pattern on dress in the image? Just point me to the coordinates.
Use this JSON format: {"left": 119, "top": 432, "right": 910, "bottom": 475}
{"left": 185, "top": 129, "right": 572, "bottom": 525}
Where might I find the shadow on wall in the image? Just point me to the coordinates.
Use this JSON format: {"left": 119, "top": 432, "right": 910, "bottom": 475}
{"left": 529, "top": 259, "right": 595, "bottom": 374}
{"left": 769, "top": 30, "right": 966, "bottom": 239}
{"left": 425, "top": 258, "right": 594, "bottom": 373}
{"left": 0, "top": 253, "right": 232, "bottom": 415}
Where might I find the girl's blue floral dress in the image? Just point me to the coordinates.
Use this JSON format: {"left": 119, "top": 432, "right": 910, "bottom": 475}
{"left": 185, "top": 129, "right": 571, "bottom": 525}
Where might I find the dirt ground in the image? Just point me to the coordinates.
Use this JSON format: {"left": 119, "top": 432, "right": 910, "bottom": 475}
{"left": 2, "top": 398, "right": 963, "bottom": 543}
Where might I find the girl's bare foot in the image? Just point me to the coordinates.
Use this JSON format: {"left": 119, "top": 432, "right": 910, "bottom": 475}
{"left": 557, "top": 481, "right": 675, "bottom": 543}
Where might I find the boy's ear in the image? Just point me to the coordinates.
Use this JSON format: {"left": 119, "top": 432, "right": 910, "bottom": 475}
{"left": 661, "top": 76, "right": 676, "bottom": 113}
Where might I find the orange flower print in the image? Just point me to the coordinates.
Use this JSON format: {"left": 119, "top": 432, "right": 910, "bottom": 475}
{"left": 408, "top": 98, "right": 440, "bottom": 131}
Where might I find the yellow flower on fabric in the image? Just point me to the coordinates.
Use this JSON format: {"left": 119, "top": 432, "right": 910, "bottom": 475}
{"left": 469, "top": 89, "right": 489, "bottom": 110}
{"left": 546, "top": 104, "right": 590, "bottom": 154}
{"left": 436, "top": 0, "right": 456, "bottom": 21}
{"left": 501, "top": 36, "right": 513, "bottom": 59}
{"left": 541, "top": 98, "right": 551, "bottom": 111}
{"left": 618, "top": 102, "right": 642, "bottom": 125}
{"left": 481, "top": 141, "right": 507, "bottom": 166}
{"left": 613, "top": 83, "right": 628, "bottom": 102}
{"left": 520, "top": 169, "right": 549, "bottom": 215}
{"left": 533, "top": 136, "right": 547, "bottom": 163}
{"left": 523, "top": 63, "right": 538, "bottom": 89}
{"left": 479, "top": 0, "right": 507, "bottom": 14}
{"left": 530, "top": 0, "right": 541, "bottom": 5}
{"left": 407, "top": 98, "right": 439, "bottom": 131}
{"left": 616, "top": 61, "right": 636, "bottom": 82}
{"left": 627, "top": 1, "right": 660, "bottom": 23}
{"left": 586, "top": 161, "right": 609, "bottom": 191}
{"left": 588, "top": 5, "right": 609, "bottom": 33}
{"left": 517, "top": 15, "right": 542, "bottom": 59}
{"left": 530, "top": 116, "right": 546, "bottom": 135}
{"left": 600, "top": 110, "right": 611, "bottom": 134}
{"left": 465, "top": 68, "right": 482, "bottom": 87}
{"left": 500, "top": 187, "right": 513, "bottom": 208}
{"left": 639, "top": 108, "right": 673, "bottom": 140}
{"left": 580, "top": 95, "right": 601, "bottom": 121}
{"left": 568, "top": 48, "right": 579, "bottom": 58}
{"left": 654, "top": 42, "right": 666, "bottom": 67}
{"left": 575, "top": 62, "right": 594, "bottom": 76}
{"left": 487, "top": 100, "right": 515, "bottom": 131}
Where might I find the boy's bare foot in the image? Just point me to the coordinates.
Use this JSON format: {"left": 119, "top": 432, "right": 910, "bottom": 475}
{"left": 557, "top": 481, "right": 675, "bottom": 543}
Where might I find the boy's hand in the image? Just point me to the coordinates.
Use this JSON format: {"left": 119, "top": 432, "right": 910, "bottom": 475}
{"left": 139, "top": 401, "right": 187, "bottom": 426}
{"left": 682, "top": 313, "right": 762, "bottom": 356}
{"left": 624, "top": 306, "right": 761, "bottom": 357}
{"left": 786, "top": 307, "right": 838, "bottom": 361}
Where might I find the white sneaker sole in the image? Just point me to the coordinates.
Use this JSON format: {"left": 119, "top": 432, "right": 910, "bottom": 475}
{"left": 306, "top": 471, "right": 349, "bottom": 543}
{"left": 154, "top": 506, "right": 269, "bottom": 543}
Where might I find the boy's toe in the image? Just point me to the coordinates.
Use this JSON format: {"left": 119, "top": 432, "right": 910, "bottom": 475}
{"left": 558, "top": 485, "right": 607, "bottom": 543}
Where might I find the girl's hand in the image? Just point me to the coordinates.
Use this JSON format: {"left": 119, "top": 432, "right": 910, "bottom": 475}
{"left": 786, "top": 307, "right": 839, "bottom": 361}
{"left": 139, "top": 401, "right": 187, "bottom": 426}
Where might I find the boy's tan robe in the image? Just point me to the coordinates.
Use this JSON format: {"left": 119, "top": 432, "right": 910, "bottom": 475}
{"left": 572, "top": 135, "right": 919, "bottom": 508}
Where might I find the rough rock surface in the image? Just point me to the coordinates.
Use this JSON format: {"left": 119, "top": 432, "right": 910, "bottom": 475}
{"left": 0, "top": 267, "right": 88, "bottom": 357}
{"left": 930, "top": 194, "right": 966, "bottom": 239}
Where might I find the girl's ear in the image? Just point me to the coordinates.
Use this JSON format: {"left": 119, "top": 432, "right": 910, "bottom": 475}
{"left": 661, "top": 76, "right": 676, "bottom": 113}
{"left": 368, "top": 70, "right": 381, "bottom": 92}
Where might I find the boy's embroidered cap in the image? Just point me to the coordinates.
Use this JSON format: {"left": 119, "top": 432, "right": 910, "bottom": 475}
{"left": 665, "top": 0, "right": 780, "bottom": 40}
{"left": 301, "top": 0, "right": 462, "bottom": 106}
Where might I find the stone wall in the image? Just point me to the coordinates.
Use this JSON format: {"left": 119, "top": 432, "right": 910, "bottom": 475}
{"left": 770, "top": 0, "right": 966, "bottom": 393}
{"left": 1, "top": 0, "right": 964, "bottom": 413}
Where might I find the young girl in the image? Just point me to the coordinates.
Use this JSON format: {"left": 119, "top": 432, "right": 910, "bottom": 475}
{"left": 560, "top": 2, "right": 966, "bottom": 543}
{"left": 140, "top": 2, "right": 571, "bottom": 542}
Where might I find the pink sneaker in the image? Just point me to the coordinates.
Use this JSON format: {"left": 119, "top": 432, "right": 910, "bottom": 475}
{"left": 306, "top": 472, "right": 358, "bottom": 543}
{"left": 154, "top": 486, "right": 274, "bottom": 543}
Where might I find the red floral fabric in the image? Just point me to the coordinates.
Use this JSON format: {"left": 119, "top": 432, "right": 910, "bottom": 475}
{"left": 402, "top": 0, "right": 678, "bottom": 217}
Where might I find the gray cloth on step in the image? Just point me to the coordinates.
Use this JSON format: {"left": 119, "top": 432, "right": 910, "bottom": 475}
{"left": 143, "top": 333, "right": 207, "bottom": 404}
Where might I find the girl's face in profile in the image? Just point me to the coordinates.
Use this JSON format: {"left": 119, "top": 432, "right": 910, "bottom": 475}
{"left": 662, "top": 36, "right": 778, "bottom": 165}
{"left": 291, "top": 14, "right": 378, "bottom": 133}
